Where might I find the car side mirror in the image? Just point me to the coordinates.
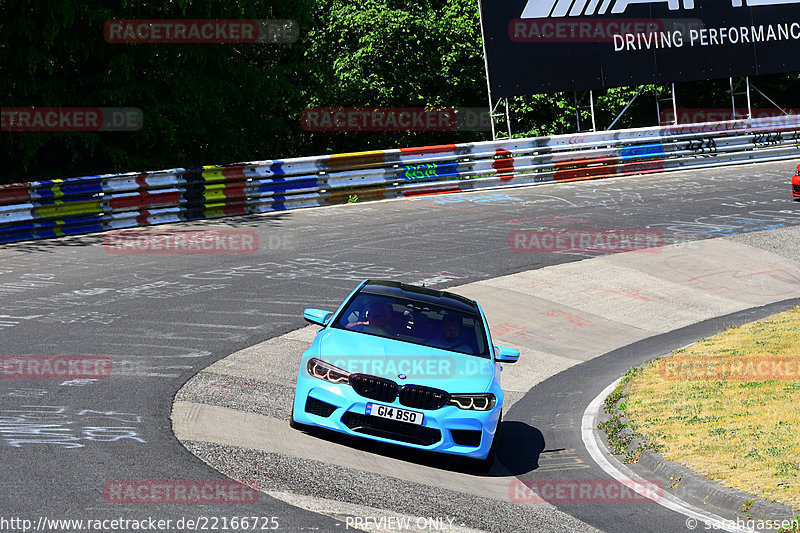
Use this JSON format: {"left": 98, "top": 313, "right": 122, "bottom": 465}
{"left": 304, "top": 308, "right": 333, "bottom": 326}
{"left": 494, "top": 345, "right": 520, "bottom": 363}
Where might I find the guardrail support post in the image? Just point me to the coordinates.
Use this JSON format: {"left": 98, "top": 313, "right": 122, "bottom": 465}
{"left": 655, "top": 83, "right": 678, "bottom": 126}
{"left": 488, "top": 98, "right": 512, "bottom": 141}
{"left": 750, "top": 81, "right": 791, "bottom": 116}
{"left": 607, "top": 85, "right": 646, "bottom": 131}
{"left": 574, "top": 91, "right": 596, "bottom": 133}
{"left": 730, "top": 76, "right": 753, "bottom": 120}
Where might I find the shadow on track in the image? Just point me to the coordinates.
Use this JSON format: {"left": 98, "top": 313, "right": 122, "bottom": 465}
{"left": 494, "top": 421, "right": 546, "bottom": 477}
{"left": 290, "top": 418, "right": 546, "bottom": 477}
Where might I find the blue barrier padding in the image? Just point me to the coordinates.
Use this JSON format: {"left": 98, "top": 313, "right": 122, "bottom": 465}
{"left": 0, "top": 217, "right": 105, "bottom": 243}
{"left": 0, "top": 228, "right": 37, "bottom": 244}
{"left": 253, "top": 177, "right": 319, "bottom": 194}
{"left": 1, "top": 214, "right": 105, "bottom": 231}
{"left": 30, "top": 178, "right": 104, "bottom": 199}
{"left": 58, "top": 221, "right": 105, "bottom": 235}
{"left": 31, "top": 195, "right": 102, "bottom": 207}
{"left": 57, "top": 180, "right": 104, "bottom": 197}
{"left": 263, "top": 194, "right": 290, "bottom": 211}
{"left": 401, "top": 162, "right": 460, "bottom": 180}
{"left": 620, "top": 144, "right": 665, "bottom": 160}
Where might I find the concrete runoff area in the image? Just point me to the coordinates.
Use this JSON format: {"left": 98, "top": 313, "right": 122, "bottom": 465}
{"left": 172, "top": 226, "right": 800, "bottom": 532}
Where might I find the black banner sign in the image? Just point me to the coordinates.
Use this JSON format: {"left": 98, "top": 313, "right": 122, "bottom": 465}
{"left": 479, "top": 0, "right": 800, "bottom": 96}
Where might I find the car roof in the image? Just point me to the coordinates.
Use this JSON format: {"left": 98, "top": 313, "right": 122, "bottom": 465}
{"left": 359, "top": 279, "right": 480, "bottom": 315}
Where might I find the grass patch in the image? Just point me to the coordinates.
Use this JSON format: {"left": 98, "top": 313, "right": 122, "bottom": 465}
{"left": 625, "top": 305, "right": 800, "bottom": 509}
{"left": 597, "top": 366, "right": 664, "bottom": 463}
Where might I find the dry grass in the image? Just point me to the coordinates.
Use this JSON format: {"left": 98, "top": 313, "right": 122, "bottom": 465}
{"left": 626, "top": 305, "right": 800, "bottom": 509}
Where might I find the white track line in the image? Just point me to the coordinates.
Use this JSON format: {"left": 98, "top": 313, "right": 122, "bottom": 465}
{"left": 581, "top": 379, "right": 756, "bottom": 533}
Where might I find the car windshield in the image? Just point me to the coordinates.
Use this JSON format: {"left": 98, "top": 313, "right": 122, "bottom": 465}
{"left": 332, "top": 292, "right": 490, "bottom": 358}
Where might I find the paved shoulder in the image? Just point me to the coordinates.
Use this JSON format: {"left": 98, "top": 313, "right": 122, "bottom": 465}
{"left": 172, "top": 227, "right": 800, "bottom": 533}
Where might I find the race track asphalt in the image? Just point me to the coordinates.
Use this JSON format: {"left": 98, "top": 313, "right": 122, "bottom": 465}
{"left": 1, "top": 160, "right": 799, "bottom": 532}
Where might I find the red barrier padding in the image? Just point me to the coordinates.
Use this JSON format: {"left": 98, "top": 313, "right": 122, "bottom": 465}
{"left": 400, "top": 144, "right": 457, "bottom": 156}
{"left": 108, "top": 191, "right": 181, "bottom": 210}
{"left": 221, "top": 166, "right": 247, "bottom": 181}
{"left": 0, "top": 184, "right": 32, "bottom": 205}
{"left": 493, "top": 149, "right": 514, "bottom": 181}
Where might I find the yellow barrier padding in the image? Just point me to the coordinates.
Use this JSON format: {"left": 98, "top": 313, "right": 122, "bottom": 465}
{"left": 328, "top": 150, "right": 386, "bottom": 172}
{"left": 34, "top": 199, "right": 102, "bottom": 219}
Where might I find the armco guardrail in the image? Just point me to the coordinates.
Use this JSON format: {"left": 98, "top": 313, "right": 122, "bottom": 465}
{"left": 2, "top": 115, "right": 800, "bottom": 244}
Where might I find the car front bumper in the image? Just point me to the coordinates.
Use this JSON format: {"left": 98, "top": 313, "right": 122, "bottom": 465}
{"left": 292, "top": 379, "right": 501, "bottom": 460}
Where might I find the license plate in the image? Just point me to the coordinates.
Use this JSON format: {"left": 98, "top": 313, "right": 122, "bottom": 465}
{"left": 365, "top": 403, "right": 424, "bottom": 425}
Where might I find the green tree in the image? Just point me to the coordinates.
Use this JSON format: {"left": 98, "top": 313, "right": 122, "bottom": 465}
{"left": 0, "top": 0, "right": 314, "bottom": 183}
{"left": 298, "top": 0, "right": 487, "bottom": 155}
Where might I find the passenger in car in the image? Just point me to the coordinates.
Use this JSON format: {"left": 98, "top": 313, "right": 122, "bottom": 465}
{"left": 435, "top": 315, "right": 474, "bottom": 353}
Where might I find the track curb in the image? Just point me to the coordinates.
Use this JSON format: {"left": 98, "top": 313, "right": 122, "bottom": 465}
{"left": 635, "top": 449, "right": 799, "bottom": 523}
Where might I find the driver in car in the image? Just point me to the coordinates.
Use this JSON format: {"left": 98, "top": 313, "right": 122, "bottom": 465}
{"left": 436, "top": 315, "right": 473, "bottom": 353}
{"left": 347, "top": 301, "right": 394, "bottom": 337}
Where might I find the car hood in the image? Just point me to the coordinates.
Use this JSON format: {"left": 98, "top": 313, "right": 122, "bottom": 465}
{"left": 311, "top": 328, "right": 495, "bottom": 392}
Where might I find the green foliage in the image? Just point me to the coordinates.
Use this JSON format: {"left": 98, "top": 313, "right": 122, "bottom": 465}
{"left": 598, "top": 365, "right": 663, "bottom": 462}
{"left": 2, "top": 1, "right": 799, "bottom": 184}
{"left": 603, "top": 366, "right": 643, "bottom": 414}
{"left": 299, "top": 0, "right": 487, "bottom": 154}
{"left": 1, "top": 0, "right": 315, "bottom": 182}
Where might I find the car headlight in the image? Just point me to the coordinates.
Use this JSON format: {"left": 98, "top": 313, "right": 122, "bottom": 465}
{"left": 448, "top": 393, "right": 496, "bottom": 411}
{"left": 307, "top": 358, "right": 350, "bottom": 384}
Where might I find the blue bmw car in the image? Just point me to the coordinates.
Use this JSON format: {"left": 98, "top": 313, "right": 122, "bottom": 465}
{"left": 291, "top": 279, "right": 520, "bottom": 471}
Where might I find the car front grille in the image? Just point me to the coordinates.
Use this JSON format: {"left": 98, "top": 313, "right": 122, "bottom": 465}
{"left": 349, "top": 374, "right": 451, "bottom": 411}
{"left": 349, "top": 374, "right": 398, "bottom": 403}
{"left": 341, "top": 411, "right": 441, "bottom": 446}
{"left": 793, "top": 183, "right": 800, "bottom": 195}
{"left": 399, "top": 385, "right": 450, "bottom": 410}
